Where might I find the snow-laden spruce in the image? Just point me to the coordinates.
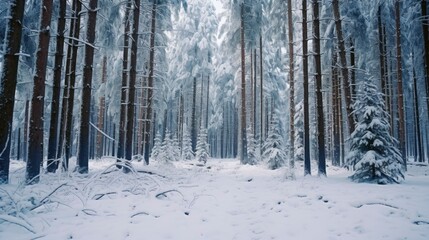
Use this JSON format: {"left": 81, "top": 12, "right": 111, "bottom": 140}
{"left": 346, "top": 80, "right": 404, "bottom": 184}
{"left": 195, "top": 127, "right": 209, "bottom": 164}
{"left": 262, "top": 115, "right": 286, "bottom": 170}
{"left": 181, "top": 128, "right": 194, "bottom": 160}
{"left": 150, "top": 131, "right": 162, "bottom": 162}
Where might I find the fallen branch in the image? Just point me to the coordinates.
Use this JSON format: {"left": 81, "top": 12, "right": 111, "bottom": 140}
{"left": 354, "top": 202, "right": 399, "bottom": 209}
{"left": 137, "top": 170, "right": 167, "bottom": 179}
{"left": 130, "top": 212, "right": 149, "bottom": 218}
{"left": 30, "top": 183, "right": 69, "bottom": 211}
{"left": 0, "top": 214, "right": 36, "bottom": 234}
{"left": 155, "top": 189, "right": 183, "bottom": 199}
{"left": 92, "top": 192, "right": 117, "bottom": 200}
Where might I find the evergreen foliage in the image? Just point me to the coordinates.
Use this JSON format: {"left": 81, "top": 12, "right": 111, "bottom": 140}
{"left": 262, "top": 115, "right": 286, "bottom": 170}
{"left": 182, "top": 129, "right": 194, "bottom": 160}
{"left": 150, "top": 131, "right": 162, "bottom": 161}
{"left": 196, "top": 127, "right": 209, "bottom": 164}
{"left": 247, "top": 127, "right": 258, "bottom": 165}
{"left": 346, "top": 80, "right": 404, "bottom": 184}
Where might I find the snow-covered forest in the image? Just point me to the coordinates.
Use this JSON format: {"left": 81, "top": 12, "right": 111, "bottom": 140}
{"left": 1, "top": 0, "right": 429, "bottom": 238}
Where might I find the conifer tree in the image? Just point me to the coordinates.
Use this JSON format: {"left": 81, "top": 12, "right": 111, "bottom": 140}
{"left": 150, "top": 131, "right": 162, "bottom": 162}
{"left": 262, "top": 115, "right": 286, "bottom": 170}
{"left": 347, "top": 80, "right": 404, "bottom": 184}
{"left": 196, "top": 127, "right": 209, "bottom": 164}
{"left": 182, "top": 129, "right": 194, "bottom": 161}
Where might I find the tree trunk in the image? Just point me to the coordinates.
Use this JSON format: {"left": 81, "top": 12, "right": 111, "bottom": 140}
{"left": 313, "top": 0, "right": 326, "bottom": 176}
{"left": 206, "top": 75, "right": 210, "bottom": 129}
{"left": 47, "top": 0, "right": 67, "bottom": 172}
{"left": 395, "top": 0, "right": 406, "bottom": 170}
{"left": 77, "top": 0, "right": 99, "bottom": 174}
{"left": 27, "top": 0, "right": 54, "bottom": 184}
{"left": 302, "top": 0, "right": 311, "bottom": 176}
{"left": 117, "top": 0, "right": 131, "bottom": 165}
{"left": 124, "top": 0, "right": 141, "bottom": 172}
{"left": 240, "top": 3, "right": 248, "bottom": 164}
{"left": 63, "top": 0, "right": 82, "bottom": 171}
{"left": 143, "top": 0, "right": 158, "bottom": 165}
{"left": 378, "top": 7, "right": 388, "bottom": 106}
{"left": 422, "top": 0, "right": 429, "bottom": 118}
{"left": 259, "top": 33, "right": 263, "bottom": 150}
{"left": 96, "top": 56, "right": 107, "bottom": 159}
{"left": 332, "top": 51, "right": 341, "bottom": 167}
{"left": 253, "top": 49, "right": 257, "bottom": 135}
{"left": 332, "top": 0, "right": 354, "bottom": 134}
{"left": 287, "top": 0, "right": 295, "bottom": 169}
{"left": 413, "top": 66, "right": 423, "bottom": 162}
{"left": 191, "top": 77, "right": 197, "bottom": 152}
{"left": 0, "top": 0, "right": 25, "bottom": 184}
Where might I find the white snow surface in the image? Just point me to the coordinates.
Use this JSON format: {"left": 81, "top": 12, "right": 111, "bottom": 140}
{"left": 1, "top": 158, "right": 429, "bottom": 240}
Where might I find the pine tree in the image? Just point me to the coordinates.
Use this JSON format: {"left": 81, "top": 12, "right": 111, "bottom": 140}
{"left": 196, "top": 127, "right": 209, "bottom": 164}
{"left": 262, "top": 115, "right": 286, "bottom": 170}
{"left": 247, "top": 127, "right": 258, "bottom": 165}
{"left": 150, "top": 131, "right": 162, "bottom": 162}
{"left": 346, "top": 80, "right": 404, "bottom": 184}
{"left": 182, "top": 129, "right": 194, "bottom": 161}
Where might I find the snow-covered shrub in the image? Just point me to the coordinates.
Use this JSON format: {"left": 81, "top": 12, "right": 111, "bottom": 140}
{"left": 346, "top": 80, "right": 404, "bottom": 184}
{"left": 157, "top": 131, "right": 180, "bottom": 163}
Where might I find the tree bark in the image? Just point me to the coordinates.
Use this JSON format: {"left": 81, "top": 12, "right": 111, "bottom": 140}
{"left": 191, "top": 77, "right": 197, "bottom": 152}
{"left": 332, "top": 51, "right": 341, "bottom": 167}
{"left": 395, "top": 0, "right": 406, "bottom": 170}
{"left": 312, "top": 0, "right": 326, "bottom": 176}
{"left": 143, "top": 0, "right": 158, "bottom": 165}
{"left": 0, "top": 0, "right": 25, "bottom": 184}
{"left": 239, "top": 3, "right": 248, "bottom": 164}
{"left": 117, "top": 0, "right": 131, "bottom": 165}
{"left": 302, "top": 0, "right": 311, "bottom": 176}
{"left": 422, "top": 0, "right": 429, "bottom": 121}
{"left": 413, "top": 66, "right": 423, "bottom": 162}
{"left": 96, "top": 56, "right": 107, "bottom": 159}
{"left": 27, "top": 0, "right": 54, "bottom": 184}
{"left": 63, "top": 0, "right": 82, "bottom": 170}
{"left": 287, "top": 0, "right": 295, "bottom": 169}
{"left": 47, "top": 0, "right": 67, "bottom": 173}
{"left": 77, "top": 0, "right": 99, "bottom": 174}
{"left": 332, "top": 0, "right": 355, "bottom": 134}
{"left": 124, "top": 0, "right": 141, "bottom": 171}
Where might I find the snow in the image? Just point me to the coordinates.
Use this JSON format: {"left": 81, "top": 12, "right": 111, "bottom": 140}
{"left": 1, "top": 159, "right": 429, "bottom": 239}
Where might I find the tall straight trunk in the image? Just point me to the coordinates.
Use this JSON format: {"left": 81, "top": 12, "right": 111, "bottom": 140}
{"left": 378, "top": 7, "right": 388, "bottom": 105}
{"left": 47, "top": 0, "right": 67, "bottom": 173}
{"left": 23, "top": 101, "right": 29, "bottom": 162}
{"left": 350, "top": 40, "right": 356, "bottom": 98}
{"left": 332, "top": 0, "right": 354, "bottom": 134}
{"left": 422, "top": 0, "right": 429, "bottom": 117}
{"left": 312, "top": 0, "right": 326, "bottom": 176}
{"left": 96, "top": 56, "right": 107, "bottom": 159}
{"left": 64, "top": 0, "right": 82, "bottom": 170}
{"left": 0, "top": 0, "right": 25, "bottom": 183}
{"left": 383, "top": 24, "right": 393, "bottom": 134}
{"left": 191, "top": 77, "right": 197, "bottom": 152}
{"left": 77, "top": 0, "right": 99, "bottom": 174}
{"left": 17, "top": 128, "right": 21, "bottom": 160}
{"left": 253, "top": 49, "right": 257, "bottom": 135}
{"left": 259, "top": 34, "right": 263, "bottom": 145}
{"left": 395, "top": 0, "right": 406, "bottom": 170}
{"left": 287, "top": 0, "right": 295, "bottom": 169}
{"left": 27, "top": 0, "right": 54, "bottom": 184}
{"left": 250, "top": 51, "right": 254, "bottom": 132}
{"left": 124, "top": 0, "right": 141, "bottom": 171}
{"left": 57, "top": 0, "right": 76, "bottom": 162}
{"left": 117, "top": 0, "right": 131, "bottom": 164}
{"left": 239, "top": 3, "right": 248, "bottom": 164}
{"left": 302, "top": 0, "right": 311, "bottom": 176}
{"left": 332, "top": 52, "right": 341, "bottom": 166}
{"left": 137, "top": 77, "right": 146, "bottom": 155}
{"left": 413, "top": 67, "right": 423, "bottom": 162}
{"left": 206, "top": 76, "right": 210, "bottom": 129}
{"left": 143, "top": 0, "right": 157, "bottom": 165}
{"left": 200, "top": 75, "right": 204, "bottom": 128}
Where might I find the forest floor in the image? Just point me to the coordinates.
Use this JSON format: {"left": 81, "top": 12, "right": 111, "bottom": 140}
{"left": 1, "top": 158, "right": 429, "bottom": 240}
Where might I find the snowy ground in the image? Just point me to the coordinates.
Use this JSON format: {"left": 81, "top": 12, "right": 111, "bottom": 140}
{"left": 1, "top": 158, "right": 429, "bottom": 240}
